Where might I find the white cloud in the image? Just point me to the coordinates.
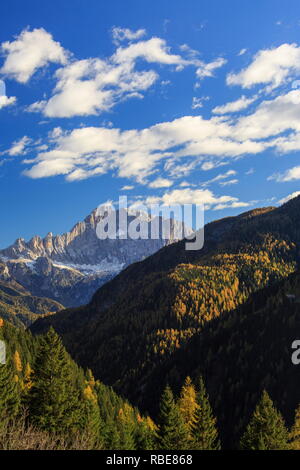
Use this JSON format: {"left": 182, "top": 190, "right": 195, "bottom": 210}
{"left": 7, "top": 136, "right": 32, "bottom": 156}
{"left": 227, "top": 43, "right": 300, "bottom": 90}
{"left": 192, "top": 96, "right": 209, "bottom": 109}
{"left": 19, "top": 113, "right": 268, "bottom": 182}
{"left": 111, "top": 27, "right": 146, "bottom": 45}
{"left": 112, "top": 37, "right": 187, "bottom": 65}
{"left": 268, "top": 166, "right": 300, "bottom": 182}
{"left": 138, "top": 187, "right": 249, "bottom": 211}
{"left": 1, "top": 28, "right": 68, "bottom": 83}
{"left": 238, "top": 48, "right": 247, "bottom": 56}
{"left": 148, "top": 177, "right": 173, "bottom": 188}
{"left": 121, "top": 185, "right": 134, "bottom": 190}
{"left": 201, "top": 169, "right": 237, "bottom": 187}
{"left": 0, "top": 95, "right": 16, "bottom": 109}
{"left": 212, "top": 201, "right": 250, "bottom": 210}
{"left": 179, "top": 181, "right": 193, "bottom": 187}
{"left": 278, "top": 191, "right": 300, "bottom": 204}
{"left": 219, "top": 179, "right": 238, "bottom": 186}
{"left": 233, "top": 89, "right": 300, "bottom": 141}
{"left": 201, "top": 161, "right": 215, "bottom": 171}
{"left": 212, "top": 95, "right": 256, "bottom": 114}
{"left": 26, "top": 34, "right": 222, "bottom": 118}
{"left": 29, "top": 57, "right": 158, "bottom": 117}
{"left": 0, "top": 27, "right": 227, "bottom": 118}
{"left": 18, "top": 56, "right": 300, "bottom": 184}
{"left": 196, "top": 57, "right": 227, "bottom": 80}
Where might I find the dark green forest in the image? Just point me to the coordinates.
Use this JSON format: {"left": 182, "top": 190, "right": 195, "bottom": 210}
{"left": 1, "top": 320, "right": 299, "bottom": 449}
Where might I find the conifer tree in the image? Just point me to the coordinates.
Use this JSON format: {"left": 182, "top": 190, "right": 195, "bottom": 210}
{"left": 0, "top": 360, "right": 20, "bottom": 425}
{"left": 135, "top": 415, "right": 155, "bottom": 450}
{"left": 29, "top": 327, "right": 82, "bottom": 434}
{"left": 117, "top": 406, "right": 136, "bottom": 450}
{"left": 178, "top": 376, "right": 198, "bottom": 432}
{"left": 23, "top": 362, "right": 33, "bottom": 392}
{"left": 289, "top": 404, "right": 300, "bottom": 450}
{"left": 105, "top": 421, "right": 121, "bottom": 450}
{"left": 240, "top": 391, "right": 290, "bottom": 450}
{"left": 191, "top": 376, "right": 220, "bottom": 450}
{"left": 156, "top": 385, "right": 189, "bottom": 450}
{"left": 81, "top": 370, "right": 104, "bottom": 449}
{"left": 13, "top": 350, "right": 22, "bottom": 373}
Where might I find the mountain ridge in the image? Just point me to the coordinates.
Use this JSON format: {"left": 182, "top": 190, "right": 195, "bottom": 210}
{"left": 0, "top": 207, "right": 187, "bottom": 310}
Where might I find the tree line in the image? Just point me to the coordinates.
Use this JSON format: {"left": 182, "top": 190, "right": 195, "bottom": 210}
{"left": 0, "top": 322, "right": 300, "bottom": 450}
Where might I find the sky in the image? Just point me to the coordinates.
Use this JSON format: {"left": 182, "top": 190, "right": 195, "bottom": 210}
{"left": 1, "top": 0, "right": 300, "bottom": 247}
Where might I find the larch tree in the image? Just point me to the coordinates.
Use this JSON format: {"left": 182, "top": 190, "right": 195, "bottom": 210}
{"left": 178, "top": 376, "right": 198, "bottom": 433}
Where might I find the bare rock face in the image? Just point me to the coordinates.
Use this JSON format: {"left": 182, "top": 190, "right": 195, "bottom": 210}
{"left": 1, "top": 209, "right": 186, "bottom": 266}
{"left": 0, "top": 209, "right": 188, "bottom": 307}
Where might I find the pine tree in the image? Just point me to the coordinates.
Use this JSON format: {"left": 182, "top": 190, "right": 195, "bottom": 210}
{"left": 135, "top": 415, "right": 155, "bottom": 450}
{"left": 0, "top": 360, "right": 20, "bottom": 426}
{"left": 240, "top": 391, "right": 290, "bottom": 450}
{"left": 81, "top": 369, "right": 104, "bottom": 449}
{"left": 156, "top": 385, "right": 189, "bottom": 450}
{"left": 178, "top": 376, "right": 198, "bottom": 432}
{"left": 191, "top": 376, "right": 220, "bottom": 450}
{"left": 29, "top": 327, "right": 82, "bottom": 434}
{"left": 289, "top": 404, "right": 300, "bottom": 450}
{"left": 117, "top": 405, "right": 136, "bottom": 450}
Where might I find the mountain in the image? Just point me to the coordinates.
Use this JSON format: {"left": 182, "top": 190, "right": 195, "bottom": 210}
{"left": 0, "top": 276, "right": 63, "bottom": 328}
{"left": 0, "top": 208, "right": 187, "bottom": 308}
{"left": 31, "top": 196, "right": 300, "bottom": 446}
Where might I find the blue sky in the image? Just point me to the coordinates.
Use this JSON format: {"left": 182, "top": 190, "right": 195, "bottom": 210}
{"left": 1, "top": 0, "right": 300, "bottom": 247}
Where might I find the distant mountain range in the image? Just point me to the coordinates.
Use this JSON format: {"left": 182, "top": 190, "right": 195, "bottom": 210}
{"left": 31, "top": 196, "right": 300, "bottom": 446}
{"left": 0, "top": 208, "right": 187, "bottom": 318}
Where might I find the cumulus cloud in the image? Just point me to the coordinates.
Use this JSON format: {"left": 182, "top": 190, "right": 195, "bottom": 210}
{"left": 29, "top": 57, "right": 158, "bottom": 117}
{"left": 148, "top": 177, "right": 173, "bottom": 188}
{"left": 136, "top": 187, "right": 249, "bottom": 211}
{"left": 0, "top": 95, "right": 16, "bottom": 109}
{"left": 112, "top": 37, "right": 189, "bottom": 66}
{"left": 7, "top": 136, "right": 32, "bottom": 156}
{"left": 17, "top": 109, "right": 274, "bottom": 182}
{"left": 268, "top": 166, "right": 300, "bottom": 182}
{"left": 111, "top": 27, "right": 146, "bottom": 44}
{"left": 192, "top": 96, "right": 209, "bottom": 109}
{"left": 233, "top": 89, "right": 300, "bottom": 141}
{"left": 227, "top": 43, "right": 300, "bottom": 90}
{"left": 25, "top": 33, "right": 223, "bottom": 118}
{"left": 0, "top": 27, "right": 226, "bottom": 118}
{"left": 5, "top": 35, "right": 300, "bottom": 196}
{"left": 278, "top": 191, "right": 300, "bottom": 204}
{"left": 0, "top": 28, "right": 68, "bottom": 83}
{"left": 19, "top": 80, "right": 300, "bottom": 185}
{"left": 196, "top": 57, "right": 227, "bottom": 80}
{"left": 212, "top": 95, "right": 256, "bottom": 114}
